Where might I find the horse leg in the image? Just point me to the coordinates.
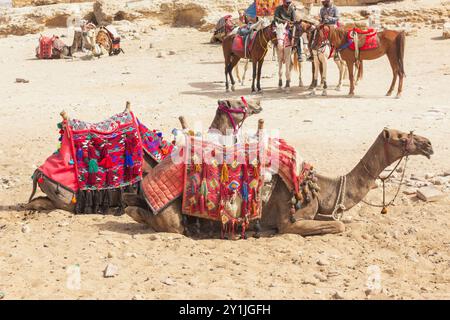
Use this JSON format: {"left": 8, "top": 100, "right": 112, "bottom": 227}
{"left": 285, "top": 48, "right": 291, "bottom": 92}
{"left": 228, "top": 56, "right": 240, "bottom": 92}
{"left": 309, "top": 50, "right": 319, "bottom": 94}
{"left": 397, "top": 72, "right": 404, "bottom": 98}
{"left": 386, "top": 53, "right": 398, "bottom": 97}
{"left": 319, "top": 52, "right": 328, "bottom": 96}
{"left": 242, "top": 59, "right": 249, "bottom": 85}
{"left": 234, "top": 62, "right": 241, "bottom": 84}
{"left": 278, "top": 50, "right": 283, "bottom": 91}
{"left": 335, "top": 59, "right": 343, "bottom": 91}
{"left": 347, "top": 60, "right": 355, "bottom": 97}
{"left": 257, "top": 60, "right": 264, "bottom": 93}
{"left": 251, "top": 60, "right": 257, "bottom": 93}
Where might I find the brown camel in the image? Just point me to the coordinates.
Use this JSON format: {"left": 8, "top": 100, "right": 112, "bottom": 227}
{"left": 317, "top": 25, "right": 405, "bottom": 97}
{"left": 124, "top": 128, "right": 433, "bottom": 237}
{"left": 222, "top": 19, "right": 276, "bottom": 93}
{"left": 26, "top": 98, "right": 262, "bottom": 213}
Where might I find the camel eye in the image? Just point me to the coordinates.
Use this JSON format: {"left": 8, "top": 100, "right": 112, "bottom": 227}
{"left": 397, "top": 134, "right": 403, "bottom": 139}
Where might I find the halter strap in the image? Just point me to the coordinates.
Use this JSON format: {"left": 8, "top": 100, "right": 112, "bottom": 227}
{"left": 217, "top": 97, "right": 248, "bottom": 134}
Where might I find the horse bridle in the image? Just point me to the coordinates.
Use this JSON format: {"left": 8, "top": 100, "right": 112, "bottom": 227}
{"left": 360, "top": 130, "right": 415, "bottom": 213}
{"left": 216, "top": 96, "right": 249, "bottom": 134}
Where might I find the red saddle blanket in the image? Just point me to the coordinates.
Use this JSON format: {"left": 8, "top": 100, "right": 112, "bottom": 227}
{"left": 232, "top": 32, "right": 257, "bottom": 56}
{"left": 347, "top": 28, "right": 379, "bottom": 51}
{"left": 141, "top": 153, "right": 185, "bottom": 214}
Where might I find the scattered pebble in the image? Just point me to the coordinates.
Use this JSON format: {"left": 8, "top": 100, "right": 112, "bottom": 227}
{"left": 161, "top": 277, "right": 175, "bottom": 286}
{"left": 21, "top": 224, "right": 31, "bottom": 233}
{"left": 157, "top": 52, "right": 163, "bottom": 58}
{"left": 317, "top": 258, "right": 329, "bottom": 266}
{"left": 332, "top": 291, "right": 344, "bottom": 299}
{"left": 313, "top": 273, "right": 328, "bottom": 282}
{"left": 149, "top": 234, "right": 158, "bottom": 241}
{"left": 103, "top": 263, "right": 118, "bottom": 278}
{"left": 168, "top": 50, "right": 176, "bottom": 55}
{"left": 416, "top": 186, "right": 446, "bottom": 202}
{"left": 302, "top": 277, "right": 319, "bottom": 285}
{"left": 132, "top": 294, "right": 143, "bottom": 300}
{"left": 15, "top": 78, "right": 29, "bottom": 83}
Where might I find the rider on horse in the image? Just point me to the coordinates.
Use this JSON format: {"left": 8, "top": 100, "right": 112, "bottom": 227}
{"left": 319, "top": 0, "right": 340, "bottom": 60}
{"left": 273, "top": 0, "right": 301, "bottom": 61}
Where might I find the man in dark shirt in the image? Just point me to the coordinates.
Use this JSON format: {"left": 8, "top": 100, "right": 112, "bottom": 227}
{"left": 273, "top": 0, "right": 296, "bottom": 24}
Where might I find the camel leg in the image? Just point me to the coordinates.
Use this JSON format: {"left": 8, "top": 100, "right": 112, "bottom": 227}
{"left": 386, "top": 52, "right": 398, "bottom": 96}
{"left": 26, "top": 196, "right": 55, "bottom": 211}
{"left": 279, "top": 219, "right": 345, "bottom": 236}
{"left": 125, "top": 203, "right": 184, "bottom": 234}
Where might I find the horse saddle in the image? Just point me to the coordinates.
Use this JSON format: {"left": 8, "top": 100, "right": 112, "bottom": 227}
{"left": 347, "top": 28, "right": 379, "bottom": 51}
{"left": 232, "top": 29, "right": 257, "bottom": 57}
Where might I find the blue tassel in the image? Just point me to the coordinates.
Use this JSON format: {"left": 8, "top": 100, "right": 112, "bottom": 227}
{"left": 242, "top": 182, "right": 249, "bottom": 201}
{"left": 125, "top": 153, "right": 134, "bottom": 167}
{"left": 76, "top": 148, "right": 83, "bottom": 161}
{"left": 157, "top": 132, "right": 162, "bottom": 138}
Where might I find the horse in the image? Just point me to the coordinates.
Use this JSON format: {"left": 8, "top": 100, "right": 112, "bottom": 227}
{"left": 274, "top": 22, "right": 295, "bottom": 92}
{"left": 222, "top": 18, "right": 276, "bottom": 93}
{"left": 317, "top": 24, "right": 405, "bottom": 97}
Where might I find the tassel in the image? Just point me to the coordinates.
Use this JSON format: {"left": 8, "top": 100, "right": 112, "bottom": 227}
{"left": 199, "top": 195, "right": 205, "bottom": 214}
{"left": 71, "top": 194, "right": 77, "bottom": 204}
{"left": 253, "top": 163, "right": 259, "bottom": 179}
{"left": 106, "top": 170, "right": 114, "bottom": 186}
{"left": 38, "top": 177, "right": 44, "bottom": 184}
{"left": 88, "top": 144, "right": 97, "bottom": 159}
{"left": 88, "top": 159, "right": 99, "bottom": 173}
{"left": 221, "top": 163, "right": 229, "bottom": 183}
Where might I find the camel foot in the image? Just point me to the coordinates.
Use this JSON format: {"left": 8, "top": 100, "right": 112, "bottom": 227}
{"left": 26, "top": 196, "right": 55, "bottom": 211}
{"left": 125, "top": 206, "right": 148, "bottom": 225}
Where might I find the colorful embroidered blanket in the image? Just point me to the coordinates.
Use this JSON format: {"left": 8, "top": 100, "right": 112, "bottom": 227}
{"left": 138, "top": 120, "right": 174, "bottom": 163}
{"left": 68, "top": 111, "right": 143, "bottom": 190}
{"left": 347, "top": 28, "right": 379, "bottom": 51}
{"left": 181, "top": 136, "right": 265, "bottom": 229}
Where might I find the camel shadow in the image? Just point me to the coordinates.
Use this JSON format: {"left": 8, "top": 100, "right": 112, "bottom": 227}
{"left": 431, "top": 36, "right": 446, "bottom": 41}
{"left": 95, "top": 220, "right": 155, "bottom": 236}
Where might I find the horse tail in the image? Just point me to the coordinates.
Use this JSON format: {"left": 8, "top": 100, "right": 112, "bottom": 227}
{"left": 396, "top": 31, "right": 406, "bottom": 77}
{"left": 28, "top": 170, "right": 39, "bottom": 203}
{"left": 292, "top": 50, "right": 299, "bottom": 72}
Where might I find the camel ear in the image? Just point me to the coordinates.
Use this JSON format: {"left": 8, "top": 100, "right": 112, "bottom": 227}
{"left": 383, "top": 128, "right": 390, "bottom": 140}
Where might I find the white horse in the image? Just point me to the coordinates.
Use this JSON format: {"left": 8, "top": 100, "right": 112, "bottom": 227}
{"left": 274, "top": 22, "right": 294, "bottom": 92}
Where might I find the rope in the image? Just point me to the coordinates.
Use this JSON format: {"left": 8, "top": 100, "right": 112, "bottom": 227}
{"left": 331, "top": 175, "right": 347, "bottom": 220}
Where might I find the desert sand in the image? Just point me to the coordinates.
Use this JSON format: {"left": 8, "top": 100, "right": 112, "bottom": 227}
{"left": 0, "top": 4, "right": 450, "bottom": 299}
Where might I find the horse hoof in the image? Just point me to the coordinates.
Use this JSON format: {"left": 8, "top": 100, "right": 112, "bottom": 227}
{"left": 278, "top": 86, "right": 282, "bottom": 92}
{"left": 322, "top": 90, "right": 327, "bottom": 96}
{"left": 226, "top": 88, "right": 230, "bottom": 93}
{"left": 309, "top": 91, "right": 316, "bottom": 96}
{"left": 386, "top": 92, "right": 392, "bottom": 97}
{"left": 336, "top": 86, "right": 341, "bottom": 91}
{"left": 231, "top": 85, "right": 235, "bottom": 92}
{"left": 395, "top": 94, "right": 402, "bottom": 99}
{"left": 348, "top": 93, "right": 355, "bottom": 98}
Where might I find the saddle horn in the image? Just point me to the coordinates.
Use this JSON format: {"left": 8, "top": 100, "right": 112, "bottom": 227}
{"left": 125, "top": 101, "right": 131, "bottom": 112}
{"left": 178, "top": 116, "right": 188, "bottom": 130}
{"left": 60, "top": 110, "right": 69, "bottom": 120}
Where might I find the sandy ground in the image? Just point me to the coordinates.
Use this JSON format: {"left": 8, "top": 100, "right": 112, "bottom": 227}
{"left": 0, "top": 24, "right": 449, "bottom": 300}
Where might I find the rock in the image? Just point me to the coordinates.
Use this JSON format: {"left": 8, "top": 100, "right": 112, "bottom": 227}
{"left": 432, "top": 176, "right": 449, "bottom": 186}
{"left": 314, "top": 289, "right": 322, "bottom": 294}
{"left": 443, "top": 22, "right": 450, "bottom": 39}
{"left": 103, "top": 263, "right": 118, "bottom": 278}
{"left": 168, "top": 50, "right": 176, "bottom": 55}
{"left": 107, "top": 252, "right": 113, "bottom": 258}
{"left": 301, "top": 277, "right": 318, "bottom": 285}
{"left": 425, "top": 173, "right": 434, "bottom": 180}
{"left": 332, "top": 291, "right": 345, "bottom": 300}
{"left": 15, "top": 78, "right": 29, "bottom": 83}
{"left": 317, "top": 258, "right": 329, "bottom": 266}
{"left": 403, "top": 187, "right": 417, "bottom": 195}
{"left": 132, "top": 294, "right": 143, "bottom": 300}
{"left": 21, "top": 224, "right": 31, "bottom": 233}
{"left": 373, "top": 233, "right": 385, "bottom": 240}
{"left": 442, "top": 170, "right": 450, "bottom": 177}
{"left": 416, "top": 186, "right": 446, "bottom": 202}
{"left": 149, "top": 234, "right": 158, "bottom": 241}
{"left": 161, "top": 277, "right": 175, "bottom": 286}
{"left": 313, "top": 273, "right": 328, "bottom": 282}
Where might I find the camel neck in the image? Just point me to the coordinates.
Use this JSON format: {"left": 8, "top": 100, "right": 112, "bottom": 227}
{"left": 209, "top": 111, "right": 232, "bottom": 136}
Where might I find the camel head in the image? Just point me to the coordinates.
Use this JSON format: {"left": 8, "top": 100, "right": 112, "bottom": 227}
{"left": 212, "top": 98, "right": 262, "bottom": 135}
{"left": 382, "top": 128, "right": 434, "bottom": 161}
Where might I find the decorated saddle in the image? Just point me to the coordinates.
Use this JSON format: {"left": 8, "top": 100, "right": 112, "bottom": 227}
{"left": 347, "top": 28, "right": 379, "bottom": 51}
{"left": 255, "top": 0, "right": 280, "bottom": 16}
{"left": 232, "top": 30, "right": 257, "bottom": 57}
{"left": 33, "top": 110, "right": 174, "bottom": 214}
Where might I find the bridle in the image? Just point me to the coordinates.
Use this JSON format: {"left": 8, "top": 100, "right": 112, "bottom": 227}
{"left": 317, "top": 130, "right": 415, "bottom": 221}
{"left": 258, "top": 25, "right": 277, "bottom": 62}
{"left": 216, "top": 96, "right": 249, "bottom": 134}
{"left": 360, "top": 130, "right": 415, "bottom": 214}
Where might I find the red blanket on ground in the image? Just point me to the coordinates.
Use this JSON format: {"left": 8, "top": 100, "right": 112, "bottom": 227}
{"left": 347, "top": 28, "right": 379, "bottom": 51}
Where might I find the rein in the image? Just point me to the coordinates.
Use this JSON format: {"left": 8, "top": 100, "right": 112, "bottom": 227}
{"left": 216, "top": 96, "right": 249, "bottom": 134}
{"left": 257, "top": 27, "right": 276, "bottom": 62}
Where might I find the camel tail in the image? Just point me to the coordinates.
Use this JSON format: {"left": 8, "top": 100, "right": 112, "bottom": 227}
{"left": 28, "top": 170, "right": 39, "bottom": 203}
{"left": 292, "top": 50, "right": 299, "bottom": 72}
{"left": 396, "top": 31, "right": 406, "bottom": 77}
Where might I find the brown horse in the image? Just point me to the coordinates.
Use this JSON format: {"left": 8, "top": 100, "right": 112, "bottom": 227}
{"left": 317, "top": 25, "right": 405, "bottom": 97}
{"left": 222, "top": 21, "right": 276, "bottom": 93}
